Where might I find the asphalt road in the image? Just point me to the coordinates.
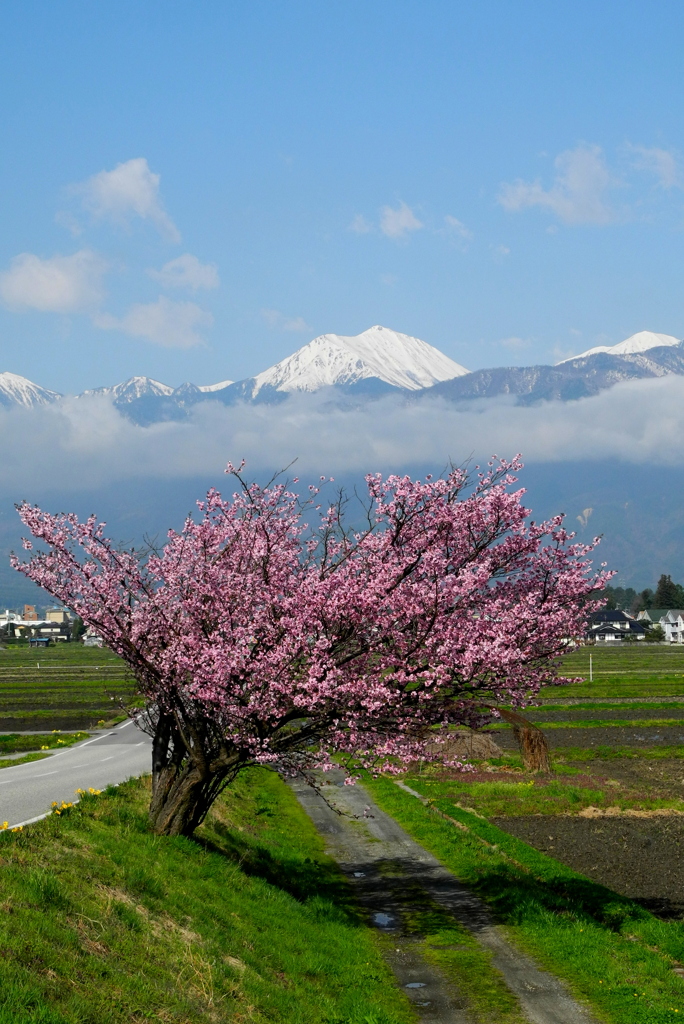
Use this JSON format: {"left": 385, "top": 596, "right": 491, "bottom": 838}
{"left": 0, "top": 720, "right": 152, "bottom": 828}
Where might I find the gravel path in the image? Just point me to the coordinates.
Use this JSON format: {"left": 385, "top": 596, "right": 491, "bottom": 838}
{"left": 291, "top": 773, "right": 599, "bottom": 1024}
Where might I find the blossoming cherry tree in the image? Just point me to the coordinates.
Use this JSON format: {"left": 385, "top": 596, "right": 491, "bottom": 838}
{"left": 13, "top": 458, "right": 607, "bottom": 836}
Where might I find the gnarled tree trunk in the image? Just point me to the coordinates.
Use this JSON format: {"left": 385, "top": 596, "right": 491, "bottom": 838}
{"left": 145, "top": 705, "right": 236, "bottom": 836}
{"left": 149, "top": 761, "right": 229, "bottom": 836}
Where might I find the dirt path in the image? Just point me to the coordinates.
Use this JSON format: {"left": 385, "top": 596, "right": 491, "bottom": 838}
{"left": 291, "top": 773, "right": 599, "bottom": 1024}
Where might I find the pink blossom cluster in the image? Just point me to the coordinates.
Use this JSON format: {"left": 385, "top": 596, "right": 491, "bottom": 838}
{"left": 12, "top": 457, "right": 610, "bottom": 775}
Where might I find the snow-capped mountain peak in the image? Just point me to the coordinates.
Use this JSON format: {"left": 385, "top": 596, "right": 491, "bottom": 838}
{"left": 0, "top": 371, "right": 61, "bottom": 408}
{"left": 250, "top": 325, "right": 470, "bottom": 395}
{"left": 557, "top": 330, "right": 682, "bottom": 365}
{"left": 198, "top": 379, "right": 234, "bottom": 392}
{"left": 82, "top": 376, "right": 175, "bottom": 403}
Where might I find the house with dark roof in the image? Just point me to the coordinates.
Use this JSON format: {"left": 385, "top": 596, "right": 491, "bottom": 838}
{"left": 588, "top": 610, "right": 647, "bottom": 643}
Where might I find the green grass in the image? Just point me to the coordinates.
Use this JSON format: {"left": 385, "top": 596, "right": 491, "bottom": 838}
{"left": 368, "top": 776, "right": 684, "bottom": 1024}
{"left": 0, "top": 645, "right": 137, "bottom": 728}
{"left": 542, "top": 646, "right": 684, "bottom": 699}
{"left": 406, "top": 775, "right": 684, "bottom": 816}
{"left": 0, "top": 733, "right": 90, "bottom": 773}
{"left": 420, "top": 930, "right": 526, "bottom": 1024}
{"left": 551, "top": 744, "right": 684, "bottom": 761}
{"left": 460, "top": 745, "right": 684, "bottom": 765}
{"left": 0, "top": 770, "right": 414, "bottom": 1024}
{"left": 0, "top": 751, "right": 51, "bottom": 771}
{"left": 0, "top": 732, "right": 89, "bottom": 754}
{"left": 374, "top": 875, "right": 527, "bottom": 1024}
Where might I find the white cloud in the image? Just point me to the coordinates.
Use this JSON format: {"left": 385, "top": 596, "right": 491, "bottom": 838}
{"left": 492, "top": 244, "right": 510, "bottom": 259}
{"left": 261, "top": 309, "right": 310, "bottom": 332}
{"left": 379, "top": 201, "right": 423, "bottom": 239}
{"left": 94, "top": 296, "right": 213, "bottom": 349}
{"left": 74, "top": 158, "right": 180, "bottom": 241}
{"left": 148, "top": 254, "right": 219, "bottom": 291}
{"left": 498, "top": 144, "right": 614, "bottom": 225}
{"left": 443, "top": 215, "right": 473, "bottom": 243}
{"left": 349, "top": 214, "right": 371, "bottom": 234}
{"left": 0, "top": 249, "right": 107, "bottom": 312}
{"left": 3, "top": 375, "right": 684, "bottom": 495}
{"left": 628, "top": 144, "right": 681, "bottom": 189}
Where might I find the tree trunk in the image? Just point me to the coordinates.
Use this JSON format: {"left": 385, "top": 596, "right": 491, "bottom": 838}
{"left": 496, "top": 708, "right": 551, "bottom": 773}
{"left": 148, "top": 761, "right": 224, "bottom": 836}
{"left": 145, "top": 706, "right": 233, "bottom": 836}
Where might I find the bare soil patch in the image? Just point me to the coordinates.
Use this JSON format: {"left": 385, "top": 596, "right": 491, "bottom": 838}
{"left": 495, "top": 724, "right": 684, "bottom": 749}
{"left": 529, "top": 706, "right": 684, "bottom": 722}
{"left": 579, "top": 756, "right": 684, "bottom": 796}
{"left": 492, "top": 812, "right": 684, "bottom": 919}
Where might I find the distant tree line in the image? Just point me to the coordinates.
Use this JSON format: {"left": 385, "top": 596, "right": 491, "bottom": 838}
{"left": 600, "top": 574, "right": 684, "bottom": 614}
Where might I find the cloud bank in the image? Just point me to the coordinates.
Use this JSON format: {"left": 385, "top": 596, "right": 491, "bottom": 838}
{"left": 1, "top": 375, "right": 684, "bottom": 494}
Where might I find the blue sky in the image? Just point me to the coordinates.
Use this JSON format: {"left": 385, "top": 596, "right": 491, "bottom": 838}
{"left": 2, "top": 1, "right": 684, "bottom": 392}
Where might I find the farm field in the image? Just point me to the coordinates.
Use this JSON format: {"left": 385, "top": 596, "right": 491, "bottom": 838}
{"left": 1, "top": 640, "right": 682, "bottom": 731}
{"left": 544, "top": 645, "right": 684, "bottom": 699}
{"left": 387, "top": 750, "right": 684, "bottom": 923}
{"left": 2, "top": 638, "right": 684, "bottom": 1019}
{"left": 0, "top": 643, "right": 137, "bottom": 730}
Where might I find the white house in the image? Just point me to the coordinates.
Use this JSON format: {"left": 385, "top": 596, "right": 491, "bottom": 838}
{"left": 660, "top": 610, "right": 684, "bottom": 644}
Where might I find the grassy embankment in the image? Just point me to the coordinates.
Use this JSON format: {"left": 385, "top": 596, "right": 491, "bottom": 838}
{"left": 0, "top": 768, "right": 415, "bottom": 1024}
{"left": 368, "top": 775, "right": 684, "bottom": 1024}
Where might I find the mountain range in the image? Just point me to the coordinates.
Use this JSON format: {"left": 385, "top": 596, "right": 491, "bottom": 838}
{"left": 2, "top": 326, "right": 683, "bottom": 423}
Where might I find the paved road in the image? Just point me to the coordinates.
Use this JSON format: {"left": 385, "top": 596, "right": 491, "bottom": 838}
{"left": 0, "top": 720, "right": 152, "bottom": 828}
